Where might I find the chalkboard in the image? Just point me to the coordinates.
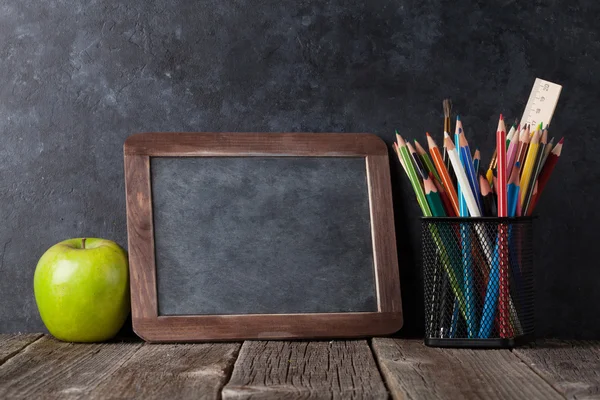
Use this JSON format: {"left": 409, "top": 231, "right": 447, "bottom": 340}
{"left": 125, "top": 132, "right": 402, "bottom": 342}
{"left": 152, "top": 157, "right": 377, "bottom": 315}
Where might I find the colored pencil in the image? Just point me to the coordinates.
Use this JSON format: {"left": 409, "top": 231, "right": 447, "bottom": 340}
{"left": 424, "top": 175, "right": 446, "bottom": 217}
{"left": 444, "top": 133, "right": 481, "bottom": 217}
{"left": 396, "top": 134, "right": 431, "bottom": 216}
{"left": 541, "top": 137, "right": 555, "bottom": 168}
{"left": 432, "top": 175, "right": 456, "bottom": 217}
{"left": 496, "top": 114, "right": 512, "bottom": 338}
{"left": 407, "top": 141, "right": 428, "bottom": 180}
{"left": 527, "top": 138, "right": 563, "bottom": 215}
{"left": 415, "top": 139, "right": 441, "bottom": 182}
{"left": 514, "top": 124, "right": 531, "bottom": 172}
{"left": 506, "top": 125, "right": 521, "bottom": 178}
{"left": 523, "top": 128, "right": 547, "bottom": 214}
{"left": 459, "top": 131, "right": 482, "bottom": 215}
{"left": 486, "top": 149, "right": 497, "bottom": 186}
{"left": 473, "top": 149, "right": 481, "bottom": 176}
{"left": 506, "top": 122, "right": 516, "bottom": 148}
{"left": 423, "top": 173, "right": 446, "bottom": 336}
{"left": 496, "top": 115, "right": 508, "bottom": 217}
{"left": 507, "top": 162, "right": 521, "bottom": 217}
{"left": 393, "top": 143, "right": 409, "bottom": 176}
{"left": 455, "top": 122, "right": 477, "bottom": 337}
{"left": 455, "top": 117, "right": 469, "bottom": 217}
{"left": 473, "top": 149, "right": 482, "bottom": 219}
{"left": 526, "top": 136, "right": 555, "bottom": 214}
{"left": 427, "top": 133, "right": 460, "bottom": 216}
{"left": 480, "top": 174, "right": 497, "bottom": 217}
{"left": 448, "top": 127, "right": 480, "bottom": 337}
{"left": 443, "top": 100, "right": 457, "bottom": 188}
{"left": 520, "top": 127, "right": 542, "bottom": 207}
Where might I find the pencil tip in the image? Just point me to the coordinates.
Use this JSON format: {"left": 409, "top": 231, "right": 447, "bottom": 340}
{"left": 558, "top": 137, "right": 564, "bottom": 144}
{"left": 499, "top": 114, "right": 503, "bottom": 120}
{"left": 426, "top": 132, "right": 430, "bottom": 137}
{"left": 456, "top": 115, "right": 461, "bottom": 121}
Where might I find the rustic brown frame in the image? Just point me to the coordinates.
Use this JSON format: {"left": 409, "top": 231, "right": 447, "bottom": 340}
{"left": 124, "top": 132, "right": 402, "bottom": 342}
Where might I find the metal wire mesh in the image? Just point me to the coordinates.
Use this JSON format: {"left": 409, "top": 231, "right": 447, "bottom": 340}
{"left": 422, "top": 218, "right": 534, "bottom": 345}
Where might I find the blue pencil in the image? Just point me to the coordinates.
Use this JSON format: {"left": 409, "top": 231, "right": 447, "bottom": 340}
{"left": 507, "top": 162, "right": 521, "bottom": 218}
{"left": 458, "top": 131, "right": 483, "bottom": 215}
{"left": 455, "top": 118, "right": 469, "bottom": 215}
{"left": 479, "top": 240, "right": 500, "bottom": 338}
{"left": 455, "top": 117, "right": 477, "bottom": 337}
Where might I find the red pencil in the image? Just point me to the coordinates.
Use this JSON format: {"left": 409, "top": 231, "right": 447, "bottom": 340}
{"left": 496, "top": 115, "right": 508, "bottom": 217}
{"left": 496, "top": 115, "right": 512, "bottom": 338}
{"left": 527, "top": 138, "right": 564, "bottom": 215}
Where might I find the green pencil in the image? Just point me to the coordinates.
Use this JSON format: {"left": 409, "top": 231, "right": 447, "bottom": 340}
{"left": 396, "top": 132, "right": 432, "bottom": 217}
{"left": 423, "top": 175, "right": 446, "bottom": 217}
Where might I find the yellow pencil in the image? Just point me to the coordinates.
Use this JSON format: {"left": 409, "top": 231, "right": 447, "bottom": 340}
{"left": 519, "top": 127, "right": 542, "bottom": 205}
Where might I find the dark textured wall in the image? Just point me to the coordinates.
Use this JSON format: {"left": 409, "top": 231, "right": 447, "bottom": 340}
{"left": 1, "top": 0, "right": 598, "bottom": 338}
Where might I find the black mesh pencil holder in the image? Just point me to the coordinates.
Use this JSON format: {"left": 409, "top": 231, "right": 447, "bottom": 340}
{"left": 421, "top": 217, "right": 535, "bottom": 348}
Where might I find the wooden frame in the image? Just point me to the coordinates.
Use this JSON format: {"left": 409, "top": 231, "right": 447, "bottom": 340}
{"left": 124, "top": 132, "right": 402, "bottom": 342}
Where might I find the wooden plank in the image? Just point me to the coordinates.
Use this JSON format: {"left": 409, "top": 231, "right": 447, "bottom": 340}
{"left": 124, "top": 132, "right": 388, "bottom": 157}
{"left": 0, "top": 334, "right": 42, "bottom": 365}
{"left": 514, "top": 340, "right": 600, "bottom": 399}
{"left": 366, "top": 154, "right": 402, "bottom": 316}
{"left": 125, "top": 153, "right": 158, "bottom": 323}
{"left": 0, "top": 336, "right": 143, "bottom": 399}
{"left": 222, "top": 340, "right": 388, "bottom": 399}
{"left": 87, "top": 342, "right": 241, "bottom": 399}
{"left": 372, "top": 338, "right": 563, "bottom": 400}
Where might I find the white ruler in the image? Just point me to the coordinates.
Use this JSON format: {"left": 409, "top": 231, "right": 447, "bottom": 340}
{"left": 520, "top": 78, "right": 562, "bottom": 128}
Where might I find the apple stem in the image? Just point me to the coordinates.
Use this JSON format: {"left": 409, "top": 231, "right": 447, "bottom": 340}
{"left": 82, "top": 238, "right": 86, "bottom": 249}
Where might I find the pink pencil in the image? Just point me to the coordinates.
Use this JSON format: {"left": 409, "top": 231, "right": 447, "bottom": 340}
{"left": 505, "top": 125, "right": 521, "bottom": 178}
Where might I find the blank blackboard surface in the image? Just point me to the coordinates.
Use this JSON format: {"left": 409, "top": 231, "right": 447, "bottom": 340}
{"left": 151, "top": 156, "right": 377, "bottom": 315}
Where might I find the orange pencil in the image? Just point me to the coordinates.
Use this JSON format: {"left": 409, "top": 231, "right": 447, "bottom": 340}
{"left": 426, "top": 133, "right": 460, "bottom": 216}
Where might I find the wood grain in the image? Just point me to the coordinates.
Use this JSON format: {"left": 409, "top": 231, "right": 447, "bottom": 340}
{"left": 125, "top": 132, "right": 403, "bottom": 342}
{"left": 124, "top": 154, "right": 158, "bottom": 321}
{"left": 87, "top": 342, "right": 241, "bottom": 400}
{"left": 0, "top": 336, "right": 143, "bottom": 399}
{"left": 135, "top": 313, "right": 402, "bottom": 343}
{"left": 0, "top": 334, "right": 42, "bottom": 365}
{"left": 124, "top": 132, "right": 388, "bottom": 156}
{"left": 222, "top": 340, "right": 388, "bottom": 399}
{"left": 366, "top": 154, "right": 402, "bottom": 315}
{"left": 372, "top": 338, "right": 563, "bottom": 400}
{"left": 514, "top": 340, "right": 600, "bottom": 399}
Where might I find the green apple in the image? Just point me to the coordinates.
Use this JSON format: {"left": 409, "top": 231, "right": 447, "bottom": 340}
{"left": 34, "top": 238, "right": 130, "bottom": 342}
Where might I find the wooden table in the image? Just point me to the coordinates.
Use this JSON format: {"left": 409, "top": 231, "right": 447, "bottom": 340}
{"left": 0, "top": 335, "right": 598, "bottom": 399}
